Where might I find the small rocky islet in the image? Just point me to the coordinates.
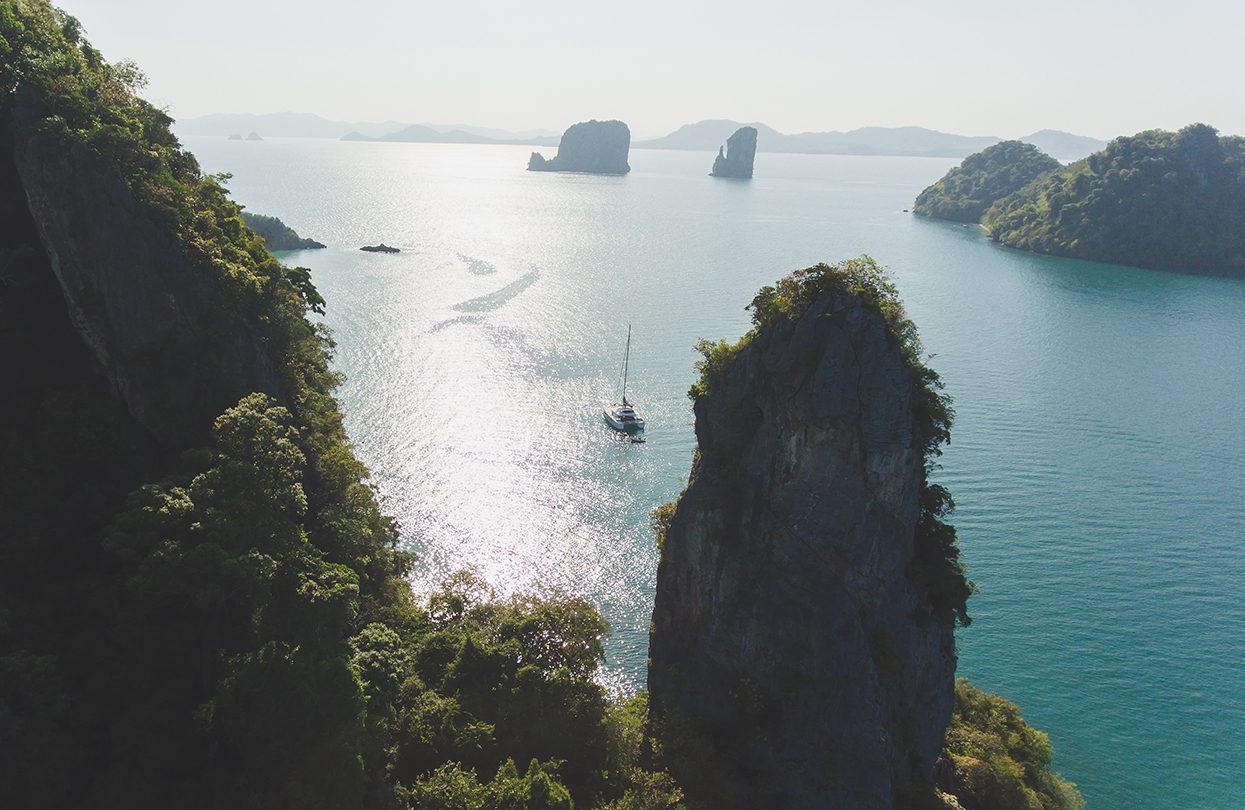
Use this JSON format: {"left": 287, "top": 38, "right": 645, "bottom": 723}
{"left": 527, "top": 119, "right": 631, "bottom": 175}
{"left": 709, "top": 125, "right": 758, "bottom": 178}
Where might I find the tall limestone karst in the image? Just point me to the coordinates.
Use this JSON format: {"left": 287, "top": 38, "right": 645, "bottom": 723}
{"left": 528, "top": 119, "right": 631, "bottom": 174}
{"left": 709, "top": 125, "right": 758, "bottom": 178}
{"left": 649, "top": 258, "right": 973, "bottom": 809}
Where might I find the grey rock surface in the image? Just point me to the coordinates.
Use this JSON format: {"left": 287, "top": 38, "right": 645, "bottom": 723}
{"left": 710, "top": 126, "right": 758, "bottom": 178}
{"left": 528, "top": 119, "right": 630, "bottom": 174}
{"left": 649, "top": 291, "right": 955, "bottom": 809}
{"left": 7, "top": 97, "right": 283, "bottom": 449}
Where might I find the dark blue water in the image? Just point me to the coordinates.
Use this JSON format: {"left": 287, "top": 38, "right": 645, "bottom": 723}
{"left": 186, "top": 136, "right": 1245, "bottom": 807}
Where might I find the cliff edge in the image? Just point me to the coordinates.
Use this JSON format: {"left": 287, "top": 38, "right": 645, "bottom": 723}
{"left": 710, "top": 125, "right": 757, "bottom": 178}
{"left": 649, "top": 258, "right": 971, "bottom": 809}
{"left": 528, "top": 119, "right": 631, "bottom": 174}
{"left": 6, "top": 93, "right": 284, "bottom": 449}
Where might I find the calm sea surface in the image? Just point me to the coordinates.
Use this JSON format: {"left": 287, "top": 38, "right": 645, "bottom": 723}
{"left": 186, "top": 136, "right": 1245, "bottom": 808}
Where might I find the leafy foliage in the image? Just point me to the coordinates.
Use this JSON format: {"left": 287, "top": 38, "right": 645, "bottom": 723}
{"left": 914, "top": 140, "right": 1061, "bottom": 223}
{"left": 983, "top": 124, "right": 1245, "bottom": 275}
{"left": 945, "top": 679, "right": 1084, "bottom": 810}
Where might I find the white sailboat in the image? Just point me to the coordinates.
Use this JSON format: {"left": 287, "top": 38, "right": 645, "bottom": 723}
{"left": 604, "top": 325, "right": 645, "bottom": 433}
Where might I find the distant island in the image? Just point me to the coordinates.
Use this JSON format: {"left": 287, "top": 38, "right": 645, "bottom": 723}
{"left": 341, "top": 123, "right": 557, "bottom": 147}
{"left": 245, "top": 131, "right": 262, "bottom": 141}
{"left": 179, "top": 112, "right": 1107, "bottom": 162}
{"left": 241, "top": 212, "right": 325, "bottom": 250}
{"left": 913, "top": 140, "right": 1061, "bottom": 222}
{"left": 360, "top": 243, "right": 400, "bottom": 253}
{"left": 636, "top": 119, "right": 1107, "bottom": 161}
{"left": 710, "top": 125, "right": 758, "bottom": 178}
{"left": 176, "top": 111, "right": 558, "bottom": 142}
{"left": 984, "top": 124, "right": 1245, "bottom": 276}
{"left": 914, "top": 123, "right": 1245, "bottom": 277}
{"left": 528, "top": 120, "right": 631, "bottom": 175}
{"left": 227, "top": 132, "right": 242, "bottom": 140}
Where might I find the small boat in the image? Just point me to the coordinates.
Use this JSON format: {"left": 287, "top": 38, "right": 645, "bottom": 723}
{"left": 604, "top": 325, "right": 645, "bottom": 433}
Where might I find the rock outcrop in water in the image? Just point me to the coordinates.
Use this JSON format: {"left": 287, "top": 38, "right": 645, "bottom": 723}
{"left": 527, "top": 119, "right": 631, "bottom": 174}
{"left": 649, "top": 259, "right": 970, "bottom": 809}
{"left": 709, "top": 125, "right": 757, "bottom": 178}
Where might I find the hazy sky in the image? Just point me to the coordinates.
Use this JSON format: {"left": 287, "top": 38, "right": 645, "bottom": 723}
{"left": 60, "top": 0, "right": 1245, "bottom": 139}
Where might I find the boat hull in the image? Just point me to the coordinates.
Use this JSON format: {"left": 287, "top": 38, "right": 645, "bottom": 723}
{"left": 604, "top": 409, "right": 645, "bottom": 433}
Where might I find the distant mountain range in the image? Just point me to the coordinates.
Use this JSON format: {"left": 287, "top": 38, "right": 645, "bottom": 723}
{"left": 342, "top": 124, "right": 558, "bottom": 147}
{"left": 635, "top": 120, "right": 1107, "bottom": 162}
{"left": 176, "top": 112, "right": 1108, "bottom": 162}
{"left": 175, "top": 112, "right": 559, "bottom": 143}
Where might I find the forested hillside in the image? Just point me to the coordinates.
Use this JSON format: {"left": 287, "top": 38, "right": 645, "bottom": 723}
{"left": 914, "top": 140, "right": 1061, "bottom": 223}
{"left": 0, "top": 4, "right": 675, "bottom": 807}
{"left": 983, "top": 124, "right": 1245, "bottom": 275}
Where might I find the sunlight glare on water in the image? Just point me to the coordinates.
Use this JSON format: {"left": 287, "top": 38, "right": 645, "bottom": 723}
{"left": 186, "top": 136, "right": 1245, "bottom": 808}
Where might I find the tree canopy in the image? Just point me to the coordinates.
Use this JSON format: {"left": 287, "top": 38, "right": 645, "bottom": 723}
{"left": 983, "top": 124, "right": 1245, "bottom": 275}
{"left": 914, "top": 140, "right": 1061, "bottom": 223}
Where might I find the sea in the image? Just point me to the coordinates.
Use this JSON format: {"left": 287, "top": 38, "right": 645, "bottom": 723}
{"left": 184, "top": 135, "right": 1245, "bottom": 808}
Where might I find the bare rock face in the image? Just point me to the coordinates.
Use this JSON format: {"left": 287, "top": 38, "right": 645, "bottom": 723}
{"left": 710, "top": 125, "right": 758, "bottom": 178}
{"left": 649, "top": 279, "right": 957, "bottom": 808}
{"left": 6, "top": 97, "right": 282, "bottom": 449}
{"left": 527, "top": 119, "right": 631, "bottom": 174}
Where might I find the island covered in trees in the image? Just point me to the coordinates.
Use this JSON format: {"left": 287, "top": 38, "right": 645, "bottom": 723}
{"left": 916, "top": 124, "right": 1245, "bottom": 277}
{"left": 913, "top": 140, "right": 1061, "bottom": 223}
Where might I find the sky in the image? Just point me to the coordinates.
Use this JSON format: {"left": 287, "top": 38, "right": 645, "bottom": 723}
{"left": 58, "top": 0, "right": 1245, "bottom": 139}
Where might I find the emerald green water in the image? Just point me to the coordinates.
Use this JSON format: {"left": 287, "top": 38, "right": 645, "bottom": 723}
{"left": 187, "top": 136, "right": 1245, "bottom": 807}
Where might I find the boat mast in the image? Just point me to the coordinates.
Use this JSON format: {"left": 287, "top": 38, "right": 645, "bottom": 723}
{"left": 622, "top": 324, "right": 631, "bottom": 406}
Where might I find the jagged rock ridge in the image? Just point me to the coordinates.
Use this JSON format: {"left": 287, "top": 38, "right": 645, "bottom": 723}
{"left": 649, "top": 261, "right": 963, "bottom": 809}
{"left": 528, "top": 119, "right": 631, "bottom": 174}
{"left": 710, "top": 126, "right": 757, "bottom": 178}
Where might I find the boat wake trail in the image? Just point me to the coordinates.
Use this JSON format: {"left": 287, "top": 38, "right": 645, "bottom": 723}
{"left": 452, "top": 270, "right": 540, "bottom": 312}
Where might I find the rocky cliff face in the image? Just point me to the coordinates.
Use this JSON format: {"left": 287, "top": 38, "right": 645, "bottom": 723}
{"left": 5, "top": 97, "right": 283, "bottom": 450}
{"left": 649, "top": 267, "right": 958, "bottom": 808}
{"left": 528, "top": 119, "right": 631, "bottom": 174}
{"left": 710, "top": 125, "right": 758, "bottom": 178}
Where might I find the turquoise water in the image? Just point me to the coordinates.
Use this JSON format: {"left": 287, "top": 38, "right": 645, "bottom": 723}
{"left": 186, "top": 136, "right": 1245, "bottom": 808}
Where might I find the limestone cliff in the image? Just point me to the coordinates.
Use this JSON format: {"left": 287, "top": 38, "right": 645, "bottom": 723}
{"left": 649, "top": 259, "right": 968, "bottom": 809}
{"left": 4, "top": 95, "right": 283, "bottom": 450}
{"left": 527, "top": 119, "right": 631, "bottom": 174}
{"left": 710, "top": 125, "right": 758, "bottom": 178}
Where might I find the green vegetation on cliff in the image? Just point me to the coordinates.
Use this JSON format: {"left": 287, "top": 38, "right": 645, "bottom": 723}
{"left": 943, "top": 680, "right": 1083, "bottom": 810}
{"left": 914, "top": 140, "right": 1061, "bottom": 223}
{"left": 983, "top": 123, "right": 1245, "bottom": 275}
{"left": 0, "top": 3, "right": 675, "bottom": 808}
